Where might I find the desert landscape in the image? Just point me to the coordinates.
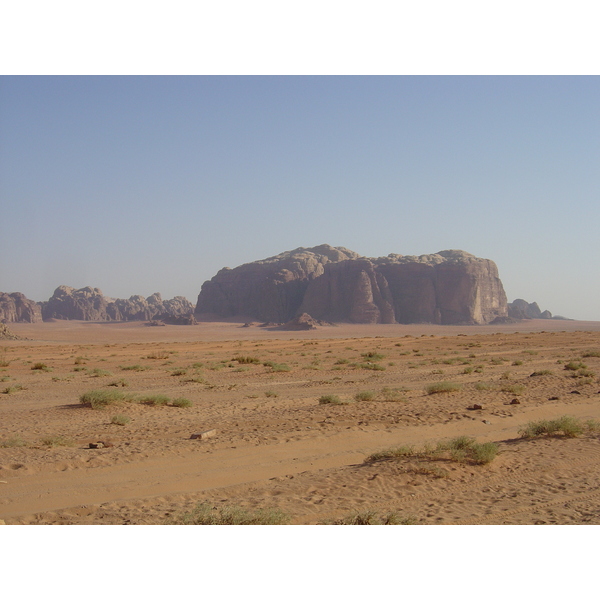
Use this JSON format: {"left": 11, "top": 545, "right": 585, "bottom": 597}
{"left": 2, "top": 318, "right": 600, "bottom": 525}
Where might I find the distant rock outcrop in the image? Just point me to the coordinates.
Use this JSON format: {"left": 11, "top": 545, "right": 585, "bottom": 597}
{"left": 508, "top": 299, "right": 550, "bottom": 320}
{"left": 195, "top": 245, "right": 509, "bottom": 325}
{"left": 278, "top": 313, "right": 330, "bottom": 330}
{"left": 41, "top": 286, "right": 195, "bottom": 323}
{"left": 0, "top": 323, "right": 21, "bottom": 339}
{"left": 0, "top": 292, "right": 42, "bottom": 323}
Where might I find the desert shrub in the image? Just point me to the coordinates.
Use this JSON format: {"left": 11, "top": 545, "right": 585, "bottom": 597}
{"left": 425, "top": 381, "right": 461, "bottom": 395}
{"left": 80, "top": 389, "right": 127, "bottom": 409}
{"left": 564, "top": 361, "right": 587, "bottom": 371}
{"left": 170, "top": 503, "right": 290, "bottom": 525}
{"left": 110, "top": 414, "right": 131, "bottom": 426}
{"left": 329, "top": 510, "right": 417, "bottom": 525}
{"left": 318, "top": 394, "right": 348, "bottom": 405}
{"left": 232, "top": 356, "right": 261, "bottom": 364}
{"left": 74, "top": 356, "right": 87, "bottom": 365}
{"left": 474, "top": 382, "right": 494, "bottom": 391}
{"left": 530, "top": 370, "right": 553, "bottom": 377}
{"left": 40, "top": 435, "right": 74, "bottom": 447}
{"left": 137, "top": 394, "right": 170, "bottom": 406}
{"left": 269, "top": 363, "right": 291, "bottom": 372}
{"left": 367, "top": 437, "right": 498, "bottom": 466}
{"left": 462, "top": 366, "right": 474, "bottom": 374}
{"left": 264, "top": 390, "right": 278, "bottom": 398}
{"left": 31, "top": 363, "right": 51, "bottom": 371}
{"left": 581, "top": 350, "right": 600, "bottom": 358}
{"left": 170, "top": 368, "right": 187, "bottom": 376}
{"left": 473, "top": 366, "right": 484, "bottom": 373}
{"left": 512, "top": 360, "right": 523, "bottom": 366}
{"left": 107, "top": 379, "right": 128, "bottom": 387}
{"left": 0, "top": 436, "right": 27, "bottom": 448}
{"left": 2, "top": 384, "right": 25, "bottom": 394}
{"left": 381, "top": 387, "right": 408, "bottom": 401}
{"left": 334, "top": 358, "right": 349, "bottom": 365}
{"left": 120, "top": 364, "right": 149, "bottom": 371}
{"left": 145, "top": 351, "right": 170, "bottom": 360}
{"left": 520, "top": 416, "right": 585, "bottom": 438}
{"left": 90, "top": 368, "right": 112, "bottom": 377}
{"left": 500, "top": 384, "right": 525, "bottom": 395}
{"left": 355, "top": 390, "right": 375, "bottom": 402}
{"left": 170, "top": 397, "right": 193, "bottom": 408}
{"left": 522, "top": 350, "right": 538, "bottom": 355}
{"left": 366, "top": 445, "right": 415, "bottom": 462}
{"left": 73, "top": 366, "right": 87, "bottom": 372}
{"left": 431, "top": 369, "right": 444, "bottom": 375}
{"left": 361, "top": 352, "right": 385, "bottom": 361}
{"left": 566, "top": 369, "right": 596, "bottom": 379}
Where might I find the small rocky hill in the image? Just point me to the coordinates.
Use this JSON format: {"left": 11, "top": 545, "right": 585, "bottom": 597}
{"left": 195, "top": 245, "right": 509, "bottom": 325}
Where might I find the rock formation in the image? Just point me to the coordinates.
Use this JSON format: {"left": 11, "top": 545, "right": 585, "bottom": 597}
{"left": 41, "top": 286, "right": 195, "bottom": 323}
{"left": 0, "top": 323, "right": 21, "bottom": 339}
{"left": 0, "top": 292, "right": 42, "bottom": 323}
{"left": 278, "top": 313, "right": 330, "bottom": 330}
{"left": 195, "top": 245, "right": 509, "bottom": 325}
{"left": 508, "top": 299, "right": 551, "bottom": 320}
{"left": 195, "top": 244, "right": 360, "bottom": 322}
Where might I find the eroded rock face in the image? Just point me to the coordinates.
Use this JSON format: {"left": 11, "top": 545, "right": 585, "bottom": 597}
{"left": 41, "top": 286, "right": 195, "bottom": 322}
{"left": 195, "top": 246, "right": 509, "bottom": 325}
{"left": 0, "top": 323, "right": 21, "bottom": 339}
{"left": 195, "top": 244, "right": 360, "bottom": 322}
{"left": 0, "top": 292, "right": 42, "bottom": 323}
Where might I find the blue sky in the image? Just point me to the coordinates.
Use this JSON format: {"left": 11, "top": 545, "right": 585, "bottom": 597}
{"left": 1, "top": 76, "right": 599, "bottom": 320}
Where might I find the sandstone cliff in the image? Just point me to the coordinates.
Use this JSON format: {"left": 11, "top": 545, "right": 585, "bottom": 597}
{"left": 41, "top": 286, "right": 195, "bottom": 322}
{"left": 0, "top": 292, "right": 42, "bottom": 323}
{"left": 195, "top": 244, "right": 360, "bottom": 322}
{"left": 195, "top": 245, "right": 509, "bottom": 325}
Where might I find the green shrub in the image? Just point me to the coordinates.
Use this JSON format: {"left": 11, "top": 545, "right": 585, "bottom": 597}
{"left": 318, "top": 394, "right": 348, "bottom": 405}
{"left": 0, "top": 436, "right": 27, "bottom": 448}
{"left": 500, "top": 384, "right": 525, "bottom": 395}
{"left": 137, "top": 394, "right": 171, "bottom": 406}
{"left": 380, "top": 387, "right": 408, "bottom": 402}
{"left": 232, "top": 356, "right": 261, "bottom": 364}
{"left": 564, "top": 361, "right": 587, "bottom": 371}
{"left": 169, "top": 503, "right": 290, "bottom": 525}
{"left": 145, "top": 351, "right": 170, "bottom": 360}
{"left": 330, "top": 510, "right": 417, "bottom": 525}
{"left": 462, "top": 366, "right": 474, "bottom": 374}
{"left": 90, "top": 368, "right": 112, "bottom": 377}
{"left": 110, "top": 414, "right": 131, "bottom": 426}
{"left": 355, "top": 390, "right": 375, "bottom": 402}
{"left": 512, "top": 360, "right": 523, "bottom": 366}
{"left": 264, "top": 390, "right": 278, "bottom": 398}
{"left": 582, "top": 350, "right": 600, "bottom": 358}
{"left": 366, "top": 445, "right": 415, "bottom": 462}
{"left": 80, "top": 389, "right": 127, "bottom": 409}
{"left": 425, "top": 381, "right": 461, "bottom": 395}
{"left": 170, "top": 368, "right": 187, "bottom": 376}
{"left": 2, "top": 384, "right": 25, "bottom": 394}
{"left": 170, "top": 397, "right": 193, "bottom": 408}
{"left": 31, "top": 363, "right": 51, "bottom": 371}
{"left": 530, "top": 370, "right": 553, "bottom": 376}
{"left": 361, "top": 352, "right": 385, "bottom": 361}
{"left": 520, "top": 416, "right": 585, "bottom": 438}
{"left": 120, "top": 364, "right": 149, "bottom": 371}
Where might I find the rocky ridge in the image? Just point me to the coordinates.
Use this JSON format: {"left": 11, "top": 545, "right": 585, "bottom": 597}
{"left": 41, "top": 286, "right": 195, "bottom": 322}
{"left": 195, "top": 245, "right": 509, "bottom": 325}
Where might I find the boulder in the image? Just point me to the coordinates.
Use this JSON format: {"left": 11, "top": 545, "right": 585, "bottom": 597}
{"left": 279, "top": 313, "right": 328, "bottom": 330}
{"left": 0, "top": 292, "right": 42, "bottom": 323}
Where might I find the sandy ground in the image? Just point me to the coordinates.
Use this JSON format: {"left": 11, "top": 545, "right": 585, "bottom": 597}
{"left": 2, "top": 318, "right": 600, "bottom": 525}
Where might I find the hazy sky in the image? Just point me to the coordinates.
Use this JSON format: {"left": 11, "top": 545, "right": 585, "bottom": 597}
{"left": 1, "top": 76, "right": 599, "bottom": 320}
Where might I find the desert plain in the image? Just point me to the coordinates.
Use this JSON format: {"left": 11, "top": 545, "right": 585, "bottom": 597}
{"left": 2, "top": 318, "right": 600, "bottom": 525}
